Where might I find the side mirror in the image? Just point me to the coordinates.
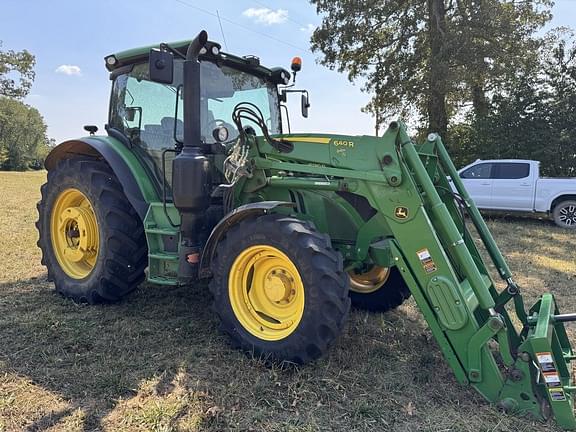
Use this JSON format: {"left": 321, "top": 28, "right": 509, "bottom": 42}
{"left": 301, "top": 93, "right": 310, "bottom": 118}
{"left": 125, "top": 107, "right": 139, "bottom": 122}
{"left": 83, "top": 125, "right": 98, "bottom": 135}
{"left": 149, "top": 49, "right": 174, "bottom": 84}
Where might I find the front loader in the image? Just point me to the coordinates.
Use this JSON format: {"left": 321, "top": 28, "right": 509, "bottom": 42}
{"left": 37, "top": 31, "right": 576, "bottom": 428}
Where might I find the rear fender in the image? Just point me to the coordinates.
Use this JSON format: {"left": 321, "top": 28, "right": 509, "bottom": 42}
{"left": 548, "top": 193, "right": 576, "bottom": 212}
{"left": 199, "top": 201, "right": 294, "bottom": 278}
{"left": 45, "top": 136, "right": 160, "bottom": 220}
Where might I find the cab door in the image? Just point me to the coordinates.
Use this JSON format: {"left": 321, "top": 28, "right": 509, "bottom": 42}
{"left": 459, "top": 162, "right": 495, "bottom": 209}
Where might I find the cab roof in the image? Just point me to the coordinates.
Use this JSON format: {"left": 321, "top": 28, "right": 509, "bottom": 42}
{"left": 104, "top": 38, "right": 288, "bottom": 82}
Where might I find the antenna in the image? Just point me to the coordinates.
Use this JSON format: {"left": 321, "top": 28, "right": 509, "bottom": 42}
{"left": 174, "top": 0, "right": 306, "bottom": 52}
{"left": 216, "top": 9, "right": 229, "bottom": 51}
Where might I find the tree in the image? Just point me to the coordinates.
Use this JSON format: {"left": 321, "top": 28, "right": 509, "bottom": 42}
{"left": 310, "top": 0, "right": 552, "bottom": 137}
{"left": 0, "top": 97, "right": 49, "bottom": 171}
{"left": 0, "top": 43, "right": 48, "bottom": 170}
{"left": 537, "top": 30, "right": 576, "bottom": 176}
{"left": 0, "top": 41, "right": 36, "bottom": 99}
{"left": 449, "top": 30, "right": 576, "bottom": 176}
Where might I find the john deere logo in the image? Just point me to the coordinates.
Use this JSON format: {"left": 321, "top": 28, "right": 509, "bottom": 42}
{"left": 395, "top": 206, "right": 409, "bottom": 219}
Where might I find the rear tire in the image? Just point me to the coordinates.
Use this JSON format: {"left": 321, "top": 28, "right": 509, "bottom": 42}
{"left": 349, "top": 267, "right": 411, "bottom": 312}
{"left": 552, "top": 200, "right": 576, "bottom": 229}
{"left": 209, "top": 214, "right": 350, "bottom": 364}
{"left": 36, "top": 158, "right": 148, "bottom": 303}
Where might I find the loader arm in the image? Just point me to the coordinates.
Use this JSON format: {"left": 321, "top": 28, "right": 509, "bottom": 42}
{"left": 236, "top": 121, "right": 576, "bottom": 428}
{"left": 395, "top": 123, "right": 576, "bottom": 427}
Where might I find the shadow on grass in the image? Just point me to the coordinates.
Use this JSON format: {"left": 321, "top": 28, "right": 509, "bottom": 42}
{"left": 0, "top": 273, "right": 473, "bottom": 432}
{"left": 24, "top": 408, "right": 75, "bottom": 432}
{"left": 0, "top": 275, "right": 224, "bottom": 430}
{"left": 0, "top": 271, "right": 563, "bottom": 432}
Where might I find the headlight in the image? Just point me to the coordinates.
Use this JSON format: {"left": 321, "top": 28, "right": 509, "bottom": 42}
{"left": 212, "top": 125, "right": 229, "bottom": 143}
{"left": 105, "top": 55, "right": 117, "bottom": 66}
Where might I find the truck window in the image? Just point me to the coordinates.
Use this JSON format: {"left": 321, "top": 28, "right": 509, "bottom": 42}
{"left": 460, "top": 163, "right": 493, "bottom": 179}
{"left": 493, "top": 163, "right": 530, "bottom": 179}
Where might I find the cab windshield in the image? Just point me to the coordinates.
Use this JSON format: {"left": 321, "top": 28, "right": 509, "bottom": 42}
{"left": 201, "top": 62, "right": 281, "bottom": 142}
{"left": 109, "top": 60, "right": 281, "bottom": 149}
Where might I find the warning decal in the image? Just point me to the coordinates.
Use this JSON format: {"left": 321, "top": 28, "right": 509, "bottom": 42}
{"left": 416, "top": 248, "right": 437, "bottom": 274}
{"left": 536, "top": 352, "right": 557, "bottom": 372}
{"left": 543, "top": 372, "right": 561, "bottom": 387}
{"left": 549, "top": 387, "right": 567, "bottom": 401}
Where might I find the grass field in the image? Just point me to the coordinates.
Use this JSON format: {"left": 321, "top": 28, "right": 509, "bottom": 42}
{"left": 0, "top": 170, "right": 574, "bottom": 432}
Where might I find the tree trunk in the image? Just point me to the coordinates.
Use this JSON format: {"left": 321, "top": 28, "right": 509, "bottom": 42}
{"left": 471, "top": 83, "right": 489, "bottom": 118}
{"left": 427, "top": 0, "right": 449, "bottom": 137}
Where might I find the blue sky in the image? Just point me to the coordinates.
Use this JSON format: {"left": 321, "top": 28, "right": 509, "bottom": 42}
{"left": 1, "top": 0, "right": 575, "bottom": 143}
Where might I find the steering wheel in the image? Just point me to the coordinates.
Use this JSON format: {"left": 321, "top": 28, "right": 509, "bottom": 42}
{"left": 206, "top": 118, "right": 238, "bottom": 142}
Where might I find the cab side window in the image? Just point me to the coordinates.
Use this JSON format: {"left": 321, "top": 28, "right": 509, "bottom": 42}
{"left": 109, "top": 61, "right": 184, "bottom": 189}
{"left": 109, "top": 61, "right": 184, "bottom": 150}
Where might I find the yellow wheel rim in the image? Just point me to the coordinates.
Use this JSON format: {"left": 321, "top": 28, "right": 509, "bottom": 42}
{"left": 348, "top": 266, "right": 390, "bottom": 294}
{"left": 50, "top": 188, "right": 99, "bottom": 279}
{"left": 229, "top": 245, "right": 305, "bottom": 341}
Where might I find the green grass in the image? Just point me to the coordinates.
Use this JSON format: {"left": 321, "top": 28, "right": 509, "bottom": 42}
{"left": 0, "top": 170, "right": 574, "bottom": 431}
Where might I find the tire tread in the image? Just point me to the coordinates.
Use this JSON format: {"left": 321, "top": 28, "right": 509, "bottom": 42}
{"left": 36, "top": 158, "right": 147, "bottom": 303}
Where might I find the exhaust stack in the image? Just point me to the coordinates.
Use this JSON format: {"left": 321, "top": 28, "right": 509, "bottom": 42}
{"left": 172, "top": 30, "right": 212, "bottom": 282}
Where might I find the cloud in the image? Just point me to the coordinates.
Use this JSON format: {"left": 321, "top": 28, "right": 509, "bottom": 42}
{"left": 242, "top": 8, "right": 288, "bottom": 25}
{"left": 55, "top": 65, "right": 82, "bottom": 76}
{"left": 300, "top": 24, "right": 315, "bottom": 34}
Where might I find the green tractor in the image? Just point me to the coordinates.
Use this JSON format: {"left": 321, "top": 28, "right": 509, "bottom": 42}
{"left": 37, "top": 31, "right": 576, "bottom": 428}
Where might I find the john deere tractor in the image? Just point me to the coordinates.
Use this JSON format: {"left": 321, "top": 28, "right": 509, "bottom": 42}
{"left": 37, "top": 31, "right": 576, "bottom": 428}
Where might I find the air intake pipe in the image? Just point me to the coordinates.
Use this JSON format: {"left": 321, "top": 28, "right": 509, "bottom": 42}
{"left": 172, "top": 30, "right": 212, "bottom": 282}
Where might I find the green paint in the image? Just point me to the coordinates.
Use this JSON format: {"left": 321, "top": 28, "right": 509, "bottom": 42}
{"left": 144, "top": 202, "right": 181, "bottom": 286}
{"left": 89, "top": 135, "right": 160, "bottom": 203}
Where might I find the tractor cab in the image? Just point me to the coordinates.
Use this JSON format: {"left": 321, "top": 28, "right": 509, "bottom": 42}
{"left": 104, "top": 39, "right": 297, "bottom": 190}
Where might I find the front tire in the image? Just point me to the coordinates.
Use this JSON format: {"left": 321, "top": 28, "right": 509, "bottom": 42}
{"left": 209, "top": 214, "right": 350, "bottom": 364}
{"left": 553, "top": 200, "right": 576, "bottom": 229}
{"left": 348, "top": 266, "right": 411, "bottom": 312}
{"left": 36, "top": 158, "right": 147, "bottom": 303}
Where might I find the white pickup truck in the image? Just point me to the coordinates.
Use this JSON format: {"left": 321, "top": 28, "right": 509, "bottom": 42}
{"left": 457, "top": 159, "right": 576, "bottom": 228}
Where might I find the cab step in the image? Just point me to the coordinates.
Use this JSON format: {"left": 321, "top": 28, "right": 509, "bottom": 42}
{"left": 148, "top": 252, "right": 179, "bottom": 261}
{"left": 147, "top": 276, "right": 180, "bottom": 286}
{"left": 146, "top": 227, "right": 179, "bottom": 236}
{"left": 144, "top": 202, "right": 182, "bottom": 285}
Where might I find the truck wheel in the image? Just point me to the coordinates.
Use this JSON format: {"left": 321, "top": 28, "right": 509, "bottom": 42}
{"left": 36, "top": 158, "right": 147, "bottom": 303}
{"left": 348, "top": 266, "right": 411, "bottom": 312}
{"left": 209, "top": 214, "right": 350, "bottom": 364}
{"left": 553, "top": 200, "right": 576, "bottom": 229}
